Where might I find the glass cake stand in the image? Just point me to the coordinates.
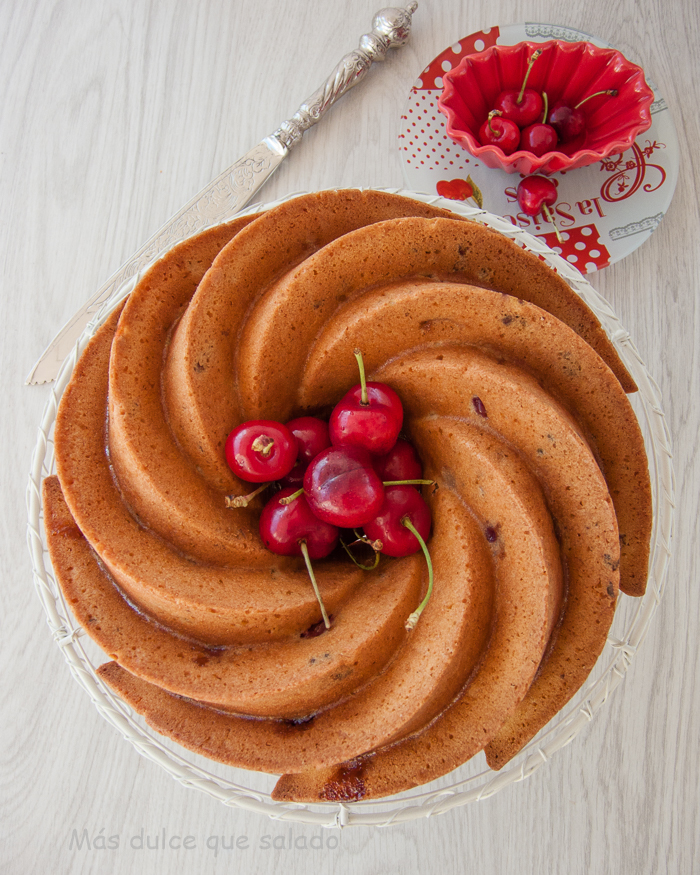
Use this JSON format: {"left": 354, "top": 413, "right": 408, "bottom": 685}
{"left": 26, "top": 190, "right": 674, "bottom": 827}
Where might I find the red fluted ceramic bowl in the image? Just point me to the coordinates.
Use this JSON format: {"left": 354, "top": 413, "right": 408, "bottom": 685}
{"left": 438, "top": 40, "right": 654, "bottom": 175}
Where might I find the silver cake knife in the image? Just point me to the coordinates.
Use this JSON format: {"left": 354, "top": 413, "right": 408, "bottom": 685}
{"left": 26, "top": 3, "right": 418, "bottom": 385}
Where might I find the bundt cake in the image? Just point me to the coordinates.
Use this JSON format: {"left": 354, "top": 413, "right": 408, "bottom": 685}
{"left": 43, "top": 189, "right": 652, "bottom": 803}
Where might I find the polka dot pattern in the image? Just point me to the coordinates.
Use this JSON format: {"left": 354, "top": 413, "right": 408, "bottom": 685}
{"left": 537, "top": 224, "right": 611, "bottom": 271}
{"left": 400, "top": 91, "right": 473, "bottom": 172}
{"left": 414, "top": 28, "right": 499, "bottom": 90}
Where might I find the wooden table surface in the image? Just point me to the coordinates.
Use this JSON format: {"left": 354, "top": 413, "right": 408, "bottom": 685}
{"left": 2, "top": 0, "right": 698, "bottom": 872}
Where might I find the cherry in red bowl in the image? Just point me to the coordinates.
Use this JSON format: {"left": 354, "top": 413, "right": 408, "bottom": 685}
{"left": 438, "top": 40, "right": 654, "bottom": 175}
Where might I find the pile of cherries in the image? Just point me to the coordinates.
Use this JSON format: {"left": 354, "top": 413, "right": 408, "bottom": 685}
{"left": 224, "top": 350, "right": 434, "bottom": 631}
{"left": 478, "top": 48, "right": 617, "bottom": 158}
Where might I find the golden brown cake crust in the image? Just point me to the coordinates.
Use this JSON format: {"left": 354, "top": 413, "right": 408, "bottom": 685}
{"left": 297, "top": 281, "right": 649, "bottom": 597}
{"left": 235, "top": 214, "right": 635, "bottom": 428}
{"left": 374, "top": 346, "right": 620, "bottom": 767}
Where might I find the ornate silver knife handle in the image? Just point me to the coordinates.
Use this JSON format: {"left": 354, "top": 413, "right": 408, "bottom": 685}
{"left": 273, "top": 2, "right": 418, "bottom": 150}
{"left": 26, "top": 3, "right": 418, "bottom": 385}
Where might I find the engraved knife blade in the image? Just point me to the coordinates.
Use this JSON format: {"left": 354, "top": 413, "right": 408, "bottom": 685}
{"left": 26, "top": 2, "right": 418, "bottom": 385}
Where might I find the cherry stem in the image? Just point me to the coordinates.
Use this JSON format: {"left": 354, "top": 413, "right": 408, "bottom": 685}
{"left": 225, "top": 482, "right": 270, "bottom": 508}
{"left": 540, "top": 91, "right": 549, "bottom": 125}
{"left": 353, "top": 529, "right": 383, "bottom": 552}
{"left": 340, "top": 537, "right": 381, "bottom": 571}
{"left": 354, "top": 348, "right": 369, "bottom": 406}
{"left": 279, "top": 487, "right": 304, "bottom": 505}
{"left": 517, "top": 49, "right": 542, "bottom": 104}
{"left": 487, "top": 109, "right": 502, "bottom": 135}
{"left": 382, "top": 479, "right": 435, "bottom": 487}
{"left": 542, "top": 204, "right": 564, "bottom": 243}
{"left": 575, "top": 88, "right": 617, "bottom": 109}
{"left": 299, "top": 540, "right": 331, "bottom": 629}
{"left": 402, "top": 516, "right": 433, "bottom": 631}
{"left": 251, "top": 434, "right": 274, "bottom": 457}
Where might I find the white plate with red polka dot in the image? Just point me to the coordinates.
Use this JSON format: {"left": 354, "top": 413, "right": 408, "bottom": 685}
{"left": 398, "top": 22, "right": 679, "bottom": 273}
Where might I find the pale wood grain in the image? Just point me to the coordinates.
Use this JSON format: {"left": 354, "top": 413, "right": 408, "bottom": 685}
{"left": 2, "top": 0, "right": 699, "bottom": 873}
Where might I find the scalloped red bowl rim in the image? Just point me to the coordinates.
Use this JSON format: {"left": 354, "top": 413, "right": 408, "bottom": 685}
{"left": 438, "top": 40, "right": 655, "bottom": 175}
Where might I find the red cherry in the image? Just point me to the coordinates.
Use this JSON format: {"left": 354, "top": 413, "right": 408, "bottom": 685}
{"left": 280, "top": 416, "right": 331, "bottom": 487}
{"left": 519, "top": 122, "right": 558, "bottom": 156}
{"left": 493, "top": 48, "right": 544, "bottom": 127}
{"left": 373, "top": 439, "right": 423, "bottom": 483}
{"left": 363, "top": 486, "right": 432, "bottom": 558}
{"left": 494, "top": 89, "right": 543, "bottom": 128}
{"left": 260, "top": 488, "right": 337, "bottom": 629}
{"left": 364, "top": 486, "right": 435, "bottom": 630}
{"left": 286, "top": 417, "right": 331, "bottom": 462}
{"left": 278, "top": 461, "right": 306, "bottom": 488}
{"left": 547, "top": 101, "right": 585, "bottom": 143}
{"left": 259, "top": 488, "right": 338, "bottom": 559}
{"left": 329, "top": 349, "right": 403, "bottom": 455}
{"left": 225, "top": 420, "right": 297, "bottom": 483}
{"left": 548, "top": 89, "right": 618, "bottom": 144}
{"left": 518, "top": 91, "right": 558, "bottom": 156}
{"left": 516, "top": 175, "right": 563, "bottom": 243}
{"left": 478, "top": 111, "right": 520, "bottom": 154}
{"left": 303, "top": 445, "right": 384, "bottom": 528}
{"left": 516, "top": 175, "right": 558, "bottom": 217}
